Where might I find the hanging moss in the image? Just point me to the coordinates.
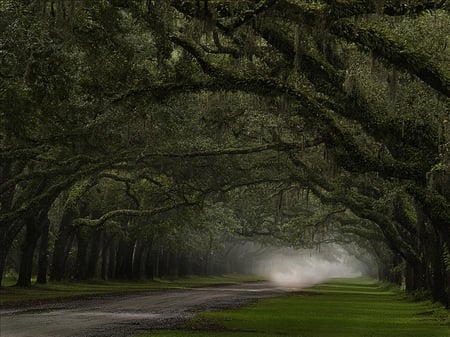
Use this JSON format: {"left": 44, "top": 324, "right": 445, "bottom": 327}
{"left": 330, "top": 20, "right": 450, "bottom": 97}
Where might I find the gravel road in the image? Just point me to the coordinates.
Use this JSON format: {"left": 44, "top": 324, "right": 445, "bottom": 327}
{"left": 0, "top": 282, "right": 288, "bottom": 337}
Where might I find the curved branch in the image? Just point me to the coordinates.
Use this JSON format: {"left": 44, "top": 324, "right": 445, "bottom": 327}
{"left": 110, "top": 80, "right": 223, "bottom": 103}
{"left": 407, "top": 185, "right": 450, "bottom": 245}
{"left": 218, "top": 0, "right": 278, "bottom": 34}
{"left": 0, "top": 159, "right": 119, "bottom": 224}
{"left": 256, "top": 23, "right": 439, "bottom": 156}
{"left": 0, "top": 155, "right": 99, "bottom": 195}
{"left": 290, "top": 161, "right": 421, "bottom": 266}
{"left": 74, "top": 201, "right": 197, "bottom": 227}
{"left": 171, "top": 35, "right": 428, "bottom": 181}
{"left": 138, "top": 142, "right": 301, "bottom": 163}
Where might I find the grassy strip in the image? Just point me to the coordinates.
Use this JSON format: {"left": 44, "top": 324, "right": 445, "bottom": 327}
{"left": 140, "top": 278, "right": 450, "bottom": 337}
{"left": 0, "top": 274, "right": 262, "bottom": 306}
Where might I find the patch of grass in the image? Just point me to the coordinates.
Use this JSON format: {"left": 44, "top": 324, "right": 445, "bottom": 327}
{"left": 0, "top": 274, "right": 262, "bottom": 306}
{"left": 139, "top": 278, "right": 450, "bottom": 337}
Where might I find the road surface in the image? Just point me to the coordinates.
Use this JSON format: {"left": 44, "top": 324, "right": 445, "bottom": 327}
{"left": 0, "top": 282, "right": 288, "bottom": 337}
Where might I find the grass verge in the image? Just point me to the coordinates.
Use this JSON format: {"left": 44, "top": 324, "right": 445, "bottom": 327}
{"left": 139, "top": 278, "right": 450, "bottom": 337}
{"left": 0, "top": 274, "right": 262, "bottom": 306}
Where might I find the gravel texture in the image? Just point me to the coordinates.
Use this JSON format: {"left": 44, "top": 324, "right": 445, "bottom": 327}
{"left": 0, "top": 282, "right": 288, "bottom": 337}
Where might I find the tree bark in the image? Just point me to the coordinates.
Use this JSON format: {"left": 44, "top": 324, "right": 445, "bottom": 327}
{"left": 144, "top": 246, "right": 154, "bottom": 280}
{"left": 108, "top": 240, "right": 117, "bottom": 279}
{"left": 101, "top": 233, "right": 113, "bottom": 280}
{"left": 132, "top": 242, "right": 147, "bottom": 280}
{"left": 86, "top": 229, "right": 102, "bottom": 279}
{"left": 16, "top": 217, "right": 40, "bottom": 287}
{"left": 74, "top": 231, "right": 88, "bottom": 280}
{"left": 36, "top": 216, "right": 50, "bottom": 284}
{"left": 0, "top": 221, "right": 24, "bottom": 286}
{"left": 115, "top": 239, "right": 135, "bottom": 279}
{"left": 431, "top": 238, "right": 448, "bottom": 304}
{"left": 50, "top": 208, "right": 76, "bottom": 281}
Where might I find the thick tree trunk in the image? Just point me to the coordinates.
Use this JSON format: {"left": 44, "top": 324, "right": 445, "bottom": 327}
{"left": 132, "top": 242, "right": 147, "bottom": 280}
{"left": 169, "top": 251, "right": 179, "bottom": 278}
{"left": 108, "top": 240, "right": 117, "bottom": 279}
{"left": 86, "top": 229, "right": 102, "bottom": 279}
{"left": 50, "top": 229, "right": 75, "bottom": 281}
{"left": 431, "top": 239, "right": 448, "bottom": 304}
{"left": 0, "top": 246, "right": 8, "bottom": 286}
{"left": 16, "top": 217, "right": 40, "bottom": 287}
{"left": 177, "top": 253, "right": 189, "bottom": 277}
{"left": 158, "top": 248, "right": 170, "bottom": 277}
{"left": 0, "top": 221, "right": 24, "bottom": 286}
{"left": 101, "top": 234, "right": 113, "bottom": 280}
{"left": 115, "top": 239, "right": 135, "bottom": 279}
{"left": 75, "top": 232, "right": 88, "bottom": 280}
{"left": 50, "top": 209, "right": 76, "bottom": 281}
{"left": 36, "top": 217, "right": 50, "bottom": 284}
{"left": 144, "top": 246, "right": 154, "bottom": 280}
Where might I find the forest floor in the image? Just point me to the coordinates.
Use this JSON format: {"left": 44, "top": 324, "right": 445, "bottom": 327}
{"left": 139, "top": 278, "right": 450, "bottom": 337}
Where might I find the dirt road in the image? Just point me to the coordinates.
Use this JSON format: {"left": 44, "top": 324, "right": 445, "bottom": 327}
{"left": 0, "top": 282, "right": 287, "bottom": 337}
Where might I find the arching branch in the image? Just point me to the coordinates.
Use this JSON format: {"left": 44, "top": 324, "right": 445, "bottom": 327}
{"left": 331, "top": 20, "right": 450, "bottom": 97}
{"left": 170, "top": 35, "right": 428, "bottom": 181}
{"left": 74, "top": 201, "right": 198, "bottom": 228}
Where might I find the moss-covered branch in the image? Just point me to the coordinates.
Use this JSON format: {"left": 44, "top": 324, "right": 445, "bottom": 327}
{"left": 171, "top": 35, "right": 428, "bottom": 181}
{"left": 0, "top": 159, "right": 118, "bottom": 224}
{"left": 0, "top": 154, "right": 114, "bottom": 195}
{"left": 407, "top": 185, "right": 450, "bottom": 243}
{"left": 110, "top": 81, "right": 224, "bottom": 103}
{"left": 138, "top": 142, "right": 301, "bottom": 162}
{"left": 272, "top": 0, "right": 448, "bottom": 23}
{"left": 74, "top": 201, "right": 197, "bottom": 228}
{"left": 288, "top": 156, "right": 421, "bottom": 266}
{"left": 326, "top": 0, "right": 448, "bottom": 18}
{"left": 331, "top": 20, "right": 450, "bottom": 97}
{"left": 256, "top": 23, "right": 439, "bottom": 158}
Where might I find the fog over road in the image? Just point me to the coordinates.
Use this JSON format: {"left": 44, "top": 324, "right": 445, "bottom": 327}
{"left": 0, "top": 282, "right": 288, "bottom": 337}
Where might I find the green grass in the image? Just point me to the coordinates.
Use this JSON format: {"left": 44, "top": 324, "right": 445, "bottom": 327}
{"left": 139, "top": 278, "right": 450, "bottom": 337}
{"left": 0, "top": 274, "right": 262, "bottom": 306}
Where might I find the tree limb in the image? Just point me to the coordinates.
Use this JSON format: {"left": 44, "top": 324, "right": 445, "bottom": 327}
{"left": 74, "top": 201, "right": 198, "bottom": 227}
{"left": 331, "top": 20, "right": 450, "bottom": 98}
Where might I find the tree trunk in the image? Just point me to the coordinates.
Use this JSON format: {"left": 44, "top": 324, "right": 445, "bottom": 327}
{"left": 431, "top": 238, "right": 448, "bottom": 304}
{"left": 75, "top": 231, "right": 88, "bottom": 280}
{"left": 132, "top": 242, "right": 147, "bottom": 280}
{"left": 144, "top": 246, "right": 154, "bottom": 280}
{"left": 86, "top": 229, "right": 102, "bottom": 279}
{"left": 169, "top": 251, "right": 179, "bottom": 278}
{"left": 108, "top": 240, "right": 117, "bottom": 279}
{"left": 101, "top": 234, "right": 113, "bottom": 280}
{"left": 16, "top": 217, "right": 40, "bottom": 287}
{"left": 115, "top": 239, "right": 135, "bottom": 279}
{"left": 0, "top": 160, "right": 18, "bottom": 286}
{"left": 155, "top": 249, "right": 160, "bottom": 278}
{"left": 50, "top": 209, "right": 76, "bottom": 281}
{"left": 36, "top": 216, "right": 50, "bottom": 284}
{"left": 0, "top": 221, "right": 24, "bottom": 286}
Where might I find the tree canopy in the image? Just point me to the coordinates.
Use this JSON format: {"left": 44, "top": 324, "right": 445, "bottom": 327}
{"left": 1, "top": 0, "right": 450, "bottom": 303}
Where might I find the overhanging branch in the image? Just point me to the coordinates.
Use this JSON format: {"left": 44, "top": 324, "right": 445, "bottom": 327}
{"left": 331, "top": 20, "right": 450, "bottom": 98}
{"left": 74, "top": 201, "right": 198, "bottom": 227}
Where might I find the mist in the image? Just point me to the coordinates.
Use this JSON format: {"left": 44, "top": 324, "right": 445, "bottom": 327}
{"left": 253, "top": 244, "right": 371, "bottom": 288}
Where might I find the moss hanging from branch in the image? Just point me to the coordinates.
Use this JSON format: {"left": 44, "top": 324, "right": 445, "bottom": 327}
{"left": 173, "top": 35, "right": 430, "bottom": 181}
{"left": 330, "top": 20, "right": 450, "bottom": 97}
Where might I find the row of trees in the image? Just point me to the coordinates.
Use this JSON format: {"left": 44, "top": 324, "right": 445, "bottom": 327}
{"left": 1, "top": 0, "right": 450, "bottom": 304}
